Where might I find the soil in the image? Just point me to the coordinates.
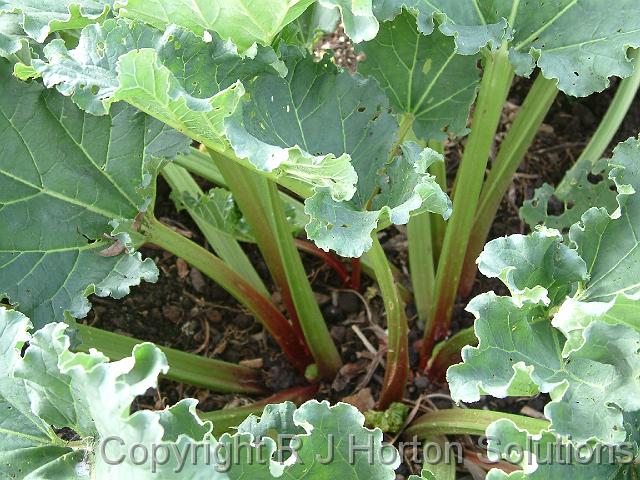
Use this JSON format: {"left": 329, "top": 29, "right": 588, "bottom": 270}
{"left": 81, "top": 35, "right": 640, "bottom": 478}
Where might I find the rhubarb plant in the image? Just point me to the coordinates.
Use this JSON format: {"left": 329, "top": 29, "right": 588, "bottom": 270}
{"left": 2, "top": 1, "right": 640, "bottom": 478}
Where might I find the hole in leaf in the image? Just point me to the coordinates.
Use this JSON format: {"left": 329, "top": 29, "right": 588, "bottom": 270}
{"left": 587, "top": 172, "right": 603, "bottom": 184}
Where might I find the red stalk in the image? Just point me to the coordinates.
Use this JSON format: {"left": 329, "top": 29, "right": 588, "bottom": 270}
{"left": 295, "top": 238, "right": 351, "bottom": 286}
{"left": 145, "top": 218, "right": 313, "bottom": 373}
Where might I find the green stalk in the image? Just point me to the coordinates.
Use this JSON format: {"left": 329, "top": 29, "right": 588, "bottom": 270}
{"left": 206, "top": 144, "right": 314, "bottom": 199}
{"left": 143, "top": 217, "right": 312, "bottom": 373}
{"left": 74, "top": 323, "right": 266, "bottom": 394}
{"left": 265, "top": 180, "right": 342, "bottom": 379}
{"left": 428, "top": 141, "right": 447, "bottom": 263}
{"left": 407, "top": 214, "right": 435, "bottom": 325}
{"left": 174, "top": 148, "right": 308, "bottom": 228}
{"left": 426, "top": 326, "right": 477, "bottom": 381}
{"left": 213, "top": 150, "right": 342, "bottom": 379}
{"left": 407, "top": 141, "right": 445, "bottom": 326}
{"left": 370, "top": 236, "right": 409, "bottom": 409}
{"left": 458, "top": 74, "right": 559, "bottom": 299}
{"left": 175, "top": 148, "right": 227, "bottom": 186}
{"left": 211, "top": 151, "right": 311, "bottom": 361}
{"left": 423, "top": 436, "right": 456, "bottom": 480}
{"left": 177, "top": 148, "right": 395, "bottom": 296}
{"left": 421, "top": 46, "right": 515, "bottom": 367}
{"left": 161, "top": 162, "right": 268, "bottom": 295}
{"left": 200, "top": 385, "right": 318, "bottom": 436}
{"left": 360, "top": 253, "right": 413, "bottom": 304}
{"left": 556, "top": 50, "right": 640, "bottom": 196}
{"left": 405, "top": 408, "right": 549, "bottom": 439}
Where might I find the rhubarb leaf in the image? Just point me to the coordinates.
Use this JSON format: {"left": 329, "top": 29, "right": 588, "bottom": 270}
{"left": 520, "top": 159, "right": 618, "bottom": 235}
{"left": 372, "top": 0, "right": 508, "bottom": 55}
{"left": 448, "top": 293, "right": 640, "bottom": 445}
{"left": 0, "top": 60, "right": 187, "bottom": 329}
{"left": 228, "top": 50, "right": 449, "bottom": 257}
{"left": 358, "top": 11, "right": 479, "bottom": 141}
{"left": 554, "top": 295, "right": 640, "bottom": 355}
{"left": 26, "top": 19, "right": 280, "bottom": 121}
{"left": 373, "top": 0, "right": 640, "bottom": 96}
{"left": 485, "top": 419, "right": 640, "bottom": 479}
{"left": 114, "top": 0, "right": 316, "bottom": 51}
{"left": 26, "top": 20, "right": 354, "bottom": 199}
{"left": 0, "top": 0, "right": 113, "bottom": 43}
{"left": 475, "top": 228, "right": 587, "bottom": 305}
{"left": 551, "top": 137, "right": 640, "bottom": 351}
{"left": 570, "top": 136, "right": 640, "bottom": 302}
{"left": 172, "top": 187, "right": 255, "bottom": 243}
{"left": 0, "top": 309, "right": 89, "bottom": 479}
{"left": 0, "top": 307, "right": 403, "bottom": 478}
{"left": 305, "top": 142, "right": 451, "bottom": 257}
{"left": 278, "top": 401, "right": 400, "bottom": 478}
{"left": 224, "top": 49, "right": 378, "bottom": 203}
{"left": 0, "top": 12, "right": 28, "bottom": 58}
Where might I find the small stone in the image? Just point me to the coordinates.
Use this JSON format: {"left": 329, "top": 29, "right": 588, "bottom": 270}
{"left": 338, "top": 291, "right": 360, "bottom": 314}
{"left": 234, "top": 313, "right": 253, "bottom": 329}
{"left": 176, "top": 258, "right": 190, "bottom": 279}
{"left": 162, "top": 305, "right": 183, "bottom": 323}
{"left": 343, "top": 388, "right": 375, "bottom": 413}
{"left": 240, "top": 358, "right": 264, "bottom": 369}
{"left": 331, "top": 325, "right": 346, "bottom": 343}
{"left": 414, "top": 376, "right": 429, "bottom": 390}
{"left": 190, "top": 268, "right": 206, "bottom": 292}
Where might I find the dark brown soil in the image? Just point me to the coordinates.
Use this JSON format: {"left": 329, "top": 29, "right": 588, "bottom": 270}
{"left": 82, "top": 52, "right": 640, "bottom": 477}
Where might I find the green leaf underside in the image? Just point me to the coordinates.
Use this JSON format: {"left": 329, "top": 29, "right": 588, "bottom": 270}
{"left": 449, "top": 292, "right": 640, "bottom": 445}
{"left": 475, "top": 229, "right": 588, "bottom": 305}
{"left": 358, "top": 11, "right": 480, "bottom": 141}
{"left": 0, "top": 0, "right": 113, "bottom": 43}
{"left": 115, "top": 0, "right": 380, "bottom": 48}
{"left": 172, "top": 187, "right": 256, "bottom": 243}
{"left": 372, "top": 0, "right": 640, "bottom": 96}
{"left": 0, "top": 60, "right": 188, "bottom": 328}
{"left": 0, "top": 309, "right": 79, "bottom": 480}
{"left": 223, "top": 49, "right": 362, "bottom": 203}
{"left": 448, "top": 136, "right": 640, "bottom": 445}
{"left": 25, "top": 19, "right": 360, "bottom": 202}
{"left": 485, "top": 419, "right": 640, "bottom": 479}
{"left": 114, "top": 0, "right": 316, "bottom": 51}
{"left": 0, "top": 12, "right": 27, "bottom": 58}
{"left": 305, "top": 142, "right": 451, "bottom": 257}
{"left": 27, "top": 19, "right": 275, "bottom": 123}
{"left": 0, "top": 307, "right": 400, "bottom": 479}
